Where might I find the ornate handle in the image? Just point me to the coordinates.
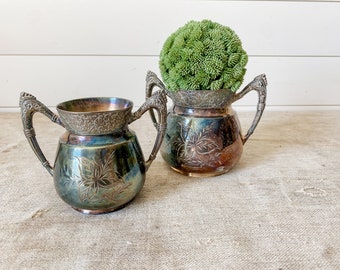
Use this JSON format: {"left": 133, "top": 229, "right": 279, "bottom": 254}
{"left": 129, "top": 72, "right": 167, "bottom": 171}
{"left": 19, "top": 92, "right": 64, "bottom": 176}
{"left": 232, "top": 74, "right": 267, "bottom": 144}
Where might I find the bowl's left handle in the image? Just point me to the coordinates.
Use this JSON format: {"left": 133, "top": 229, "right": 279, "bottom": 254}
{"left": 19, "top": 92, "right": 64, "bottom": 176}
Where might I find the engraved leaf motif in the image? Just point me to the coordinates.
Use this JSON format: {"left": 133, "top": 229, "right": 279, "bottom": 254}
{"left": 74, "top": 151, "right": 126, "bottom": 202}
{"left": 103, "top": 181, "right": 132, "bottom": 202}
{"left": 175, "top": 122, "right": 222, "bottom": 166}
{"left": 195, "top": 124, "right": 221, "bottom": 154}
{"left": 195, "top": 135, "right": 220, "bottom": 155}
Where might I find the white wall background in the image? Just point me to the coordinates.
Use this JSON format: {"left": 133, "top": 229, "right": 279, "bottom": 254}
{"left": 0, "top": 0, "right": 340, "bottom": 111}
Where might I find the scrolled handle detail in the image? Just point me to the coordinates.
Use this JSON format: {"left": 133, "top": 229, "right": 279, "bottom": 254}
{"left": 232, "top": 74, "right": 267, "bottom": 144}
{"left": 129, "top": 72, "right": 168, "bottom": 170}
{"left": 20, "top": 92, "right": 64, "bottom": 176}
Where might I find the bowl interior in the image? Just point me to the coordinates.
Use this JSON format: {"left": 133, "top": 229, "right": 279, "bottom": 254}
{"left": 57, "top": 97, "right": 133, "bottom": 113}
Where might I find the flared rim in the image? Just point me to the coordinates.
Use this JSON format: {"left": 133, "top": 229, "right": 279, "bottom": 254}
{"left": 166, "top": 88, "right": 235, "bottom": 109}
{"left": 56, "top": 97, "right": 133, "bottom": 114}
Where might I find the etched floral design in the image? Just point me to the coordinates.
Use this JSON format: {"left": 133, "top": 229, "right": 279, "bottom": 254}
{"left": 74, "top": 151, "right": 131, "bottom": 203}
{"left": 174, "top": 122, "right": 223, "bottom": 167}
{"left": 57, "top": 109, "right": 131, "bottom": 135}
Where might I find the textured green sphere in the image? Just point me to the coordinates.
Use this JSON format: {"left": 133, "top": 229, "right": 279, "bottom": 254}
{"left": 159, "top": 20, "right": 248, "bottom": 92}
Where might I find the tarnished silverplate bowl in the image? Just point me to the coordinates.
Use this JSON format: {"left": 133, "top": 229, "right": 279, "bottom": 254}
{"left": 19, "top": 74, "right": 167, "bottom": 214}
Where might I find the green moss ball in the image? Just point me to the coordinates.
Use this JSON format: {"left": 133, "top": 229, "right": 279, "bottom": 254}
{"left": 159, "top": 20, "right": 248, "bottom": 92}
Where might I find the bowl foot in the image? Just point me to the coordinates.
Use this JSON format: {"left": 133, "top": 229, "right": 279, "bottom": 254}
{"left": 72, "top": 200, "right": 133, "bottom": 215}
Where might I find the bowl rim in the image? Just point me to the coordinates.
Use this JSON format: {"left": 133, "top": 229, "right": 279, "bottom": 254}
{"left": 56, "top": 97, "right": 133, "bottom": 114}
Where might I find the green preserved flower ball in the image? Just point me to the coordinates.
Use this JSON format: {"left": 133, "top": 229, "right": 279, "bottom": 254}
{"left": 159, "top": 20, "right": 248, "bottom": 92}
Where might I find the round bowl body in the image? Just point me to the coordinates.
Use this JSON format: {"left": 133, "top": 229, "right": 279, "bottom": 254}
{"left": 53, "top": 129, "right": 146, "bottom": 214}
{"left": 161, "top": 89, "right": 243, "bottom": 177}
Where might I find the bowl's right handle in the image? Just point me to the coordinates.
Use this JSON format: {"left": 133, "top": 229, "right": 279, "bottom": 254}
{"left": 145, "top": 71, "right": 167, "bottom": 124}
{"left": 232, "top": 74, "right": 267, "bottom": 144}
{"left": 127, "top": 71, "right": 168, "bottom": 171}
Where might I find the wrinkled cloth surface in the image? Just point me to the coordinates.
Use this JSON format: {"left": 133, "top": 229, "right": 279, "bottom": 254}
{"left": 0, "top": 111, "right": 339, "bottom": 270}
